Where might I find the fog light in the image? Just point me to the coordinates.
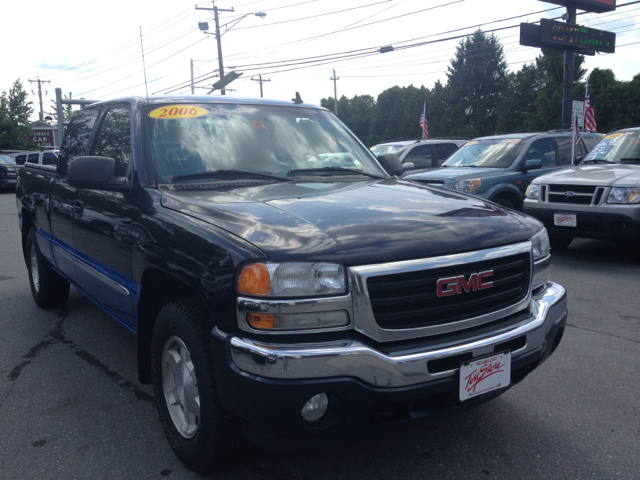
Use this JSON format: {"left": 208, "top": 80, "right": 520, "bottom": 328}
{"left": 301, "top": 393, "right": 328, "bottom": 422}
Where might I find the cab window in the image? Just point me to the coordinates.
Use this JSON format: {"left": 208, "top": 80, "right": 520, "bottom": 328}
{"left": 404, "top": 145, "right": 432, "bottom": 169}
{"left": 92, "top": 107, "right": 132, "bottom": 178}
{"left": 58, "top": 109, "right": 100, "bottom": 175}
{"left": 42, "top": 152, "right": 58, "bottom": 166}
{"left": 27, "top": 153, "right": 39, "bottom": 164}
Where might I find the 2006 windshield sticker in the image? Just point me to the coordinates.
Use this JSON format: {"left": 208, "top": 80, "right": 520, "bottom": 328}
{"left": 149, "top": 105, "right": 208, "bottom": 119}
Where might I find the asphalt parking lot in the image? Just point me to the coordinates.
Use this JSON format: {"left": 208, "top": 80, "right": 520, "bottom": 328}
{"left": 1, "top": 189, "right": 639, "bottom": 480}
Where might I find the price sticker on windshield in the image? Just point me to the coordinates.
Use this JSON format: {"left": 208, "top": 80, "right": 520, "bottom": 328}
{"left": 604, "top": 133, "right": 624, "bottom": 140}
{"left": 149, "top": 105, "right": 208, "bottom": 119}
{"left": 465, "top": 141, "right": 478, "bottom": 146}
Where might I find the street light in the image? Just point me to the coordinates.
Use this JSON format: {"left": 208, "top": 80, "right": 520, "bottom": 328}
{"left": 196, "top": 4, "right": 267, "bottom": 95}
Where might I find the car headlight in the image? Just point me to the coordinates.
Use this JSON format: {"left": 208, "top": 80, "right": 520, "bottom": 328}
{"left": 525, "top": 184, "right": 540, "bottom": 199}
{"left": 453, "top": 178, "right": 481, "bottom": 193}
{"left": 238, "top": 262, "right": 347, "bottom": 297}
{"left": 607, "top": 187, "right": 640, "bottom": 204}
{"left": 531, "top": 228, "right": 551, "bottom": 289}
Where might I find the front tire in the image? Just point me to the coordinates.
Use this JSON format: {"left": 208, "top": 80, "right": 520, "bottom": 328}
{"left": 26, "top": 227, "right": 70, "bottom": 308}
{"left": 151, "top": 298, "right": 235, "bottom": 473}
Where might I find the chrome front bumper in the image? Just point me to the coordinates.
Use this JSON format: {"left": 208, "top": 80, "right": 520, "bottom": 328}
{"left": 227, "top": 282, "right": 567, "bottom": 388}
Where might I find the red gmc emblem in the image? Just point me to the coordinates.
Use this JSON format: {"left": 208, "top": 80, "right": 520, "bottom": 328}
{"left": 436, "top": 270, "right": 494, "bottom": 297}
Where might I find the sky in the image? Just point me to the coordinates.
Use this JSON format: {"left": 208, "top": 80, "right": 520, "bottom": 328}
{"left": 1, "top": 0, "right": 639, "bottom": 120}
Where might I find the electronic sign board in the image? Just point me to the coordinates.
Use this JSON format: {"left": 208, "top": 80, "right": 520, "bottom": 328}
{"left": 540, "top": 18, "right": 615, "bottom": 53}
{"left": 542, "top": 0, "right": 616, "bottom": 14}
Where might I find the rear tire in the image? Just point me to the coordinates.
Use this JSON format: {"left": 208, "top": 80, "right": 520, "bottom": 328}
{"left": 151, "top": 298, "right": 236, "bottom": 474}
{"left": 549, "top": 235, "right": 573, "bottom": 251}
{"left": 26, "top": 227, "right": 70, "bottom": 309}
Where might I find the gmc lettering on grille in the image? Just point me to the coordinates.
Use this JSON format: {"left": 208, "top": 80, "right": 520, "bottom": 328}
{"left": 436, "top": 270, "right": 494, "bottom": 297}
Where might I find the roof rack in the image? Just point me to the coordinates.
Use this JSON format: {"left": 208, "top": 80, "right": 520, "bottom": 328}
{"left": 610, "top": 125, "right": 640, "bottom": 132}
{"left": 429, "top": 137, "right": 471, "bottom": 140}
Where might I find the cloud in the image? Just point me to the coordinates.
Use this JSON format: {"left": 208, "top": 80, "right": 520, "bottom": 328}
{"left": 36, "top": 58, "right": 70, "bottom": 70}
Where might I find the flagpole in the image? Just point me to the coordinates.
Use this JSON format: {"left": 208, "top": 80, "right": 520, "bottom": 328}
{"left": 571, "top": 115, "right": 575, "bottom": 166}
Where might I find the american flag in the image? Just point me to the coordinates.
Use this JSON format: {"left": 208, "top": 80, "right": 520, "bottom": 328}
{"left": 571, "top": 115, "right": 581, "bottom": 146}
{"left": 420, "top": 102, "right": 429, "bottom": 139}
{"left": 585, "top": 77, "right": 597, "bottom": 132}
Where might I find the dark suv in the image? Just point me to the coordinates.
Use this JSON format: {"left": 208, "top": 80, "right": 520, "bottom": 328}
{"left": 404, "top": 131, "right": 603, "bottom": 210}
{"left": 370, "top": 138, "right": 468, "bottom": 173}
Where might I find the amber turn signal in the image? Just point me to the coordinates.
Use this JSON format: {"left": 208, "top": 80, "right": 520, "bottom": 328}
{"left": 238, "top": 263, "right": 271, "bottom": 295}
{"left": 247, "top": 313, "right": 275, "bottom": 329}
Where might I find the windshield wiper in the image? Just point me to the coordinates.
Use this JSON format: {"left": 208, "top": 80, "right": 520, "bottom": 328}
{"left": 582, "top": 159, "right": 616, "bottom": 164}
{"left": 286, "top": 167, "right": 384, "bottom": 179}
{"left": 620, "top": 157, "right": 640, "bottom": 164}
{"left": 170, "top": 169, "right": 292, "bottom": 183}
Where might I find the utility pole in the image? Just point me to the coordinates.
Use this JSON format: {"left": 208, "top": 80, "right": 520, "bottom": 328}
{"left": 196, "top": 3, "right": 235, "bottom": 95}
{"left": 561, "top": 5, "right": 577, "bottom": 130}
{"left": 190, "top": 59, "right": 195, "bottom": 94}
{"left": 330, "top": 69, "right": 339, "bottom": 115}
{"left": 29, "top": 78, "right": 50, "bottom": 121}
{"left": 251, "top": 74, "right": 271, "bottom": 98}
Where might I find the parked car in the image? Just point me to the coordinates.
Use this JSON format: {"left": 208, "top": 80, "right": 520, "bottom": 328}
{"left": 13, "top": 150, "right": 59, "bottom": 166}
{"left": 17, "top": 96, "right": 566, "bottom": 473}
{"left": 370, "top": 138, "right": 468, "bottom": 173}
{"left": 404, "top": 131, "right": 604, "bottom": 210}
{"left": 0, "top": 154, "right": 19, "bottom": 192}
{"left": 523, "top": 127, "right": 640, "bottom": 250}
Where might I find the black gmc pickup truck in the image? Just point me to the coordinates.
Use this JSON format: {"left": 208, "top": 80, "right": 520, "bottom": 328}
{"left": 16, "top": 96, "right": 567, "bottom": 473}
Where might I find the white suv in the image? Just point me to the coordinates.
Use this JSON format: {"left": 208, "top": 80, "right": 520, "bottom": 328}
{"left": 370, "top": 138, "right": 468, "bottom": 173}
{"left": 523, "top": 127, "right": 640, "bottom": 250}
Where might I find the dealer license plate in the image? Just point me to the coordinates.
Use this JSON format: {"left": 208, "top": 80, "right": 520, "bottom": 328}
{"left": 554, "top": 213, "right": 577, "bottom": 227}
{"left": 459, "top": 352, "right": 511, "bottom": 402}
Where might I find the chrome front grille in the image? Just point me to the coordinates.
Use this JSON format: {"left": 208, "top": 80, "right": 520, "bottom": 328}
{"left": 349, "top": 242, "right": 533, "bottom": 342}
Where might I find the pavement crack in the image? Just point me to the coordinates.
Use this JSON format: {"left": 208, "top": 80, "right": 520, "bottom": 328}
{"left": 566, "top": 323, "right": 640, "bottom": 344}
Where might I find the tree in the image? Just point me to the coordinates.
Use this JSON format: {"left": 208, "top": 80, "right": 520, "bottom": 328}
{"left": 495, "top": 64, "right": 539, "bottom": 133}
{"left": 445, "top": 30, "right": 509, "bottom": 138}
{"left": 0, "top": 79, "right": 37, "bottom": 150}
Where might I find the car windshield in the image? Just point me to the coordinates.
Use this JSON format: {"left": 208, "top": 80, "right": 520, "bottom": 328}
{"left": 370, "top": 143, "right": 410, "bottom": 157}
{"left": 149, "top": 103, "right": 386, "bottom": 183}
{"left": 583, "top": 131, "right": 640, "bottom": 164}
{"left": 0, "top": 155, "right": 16, "bottom": 165}
{"left": 441, "top": 138, "right": 528, "bottom": 168}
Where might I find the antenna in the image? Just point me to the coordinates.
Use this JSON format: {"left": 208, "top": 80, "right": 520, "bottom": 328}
{"left": 139, "top": 26, "right": 149, "bottom": 99}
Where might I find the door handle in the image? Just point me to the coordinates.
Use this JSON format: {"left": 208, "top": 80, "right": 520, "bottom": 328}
{"left": 73, "top": 200, "right": 84, "bottom": 217}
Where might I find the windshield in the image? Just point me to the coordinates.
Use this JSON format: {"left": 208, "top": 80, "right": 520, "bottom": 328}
{"left": 583, "top": 131, "right": 640, "bottom": 164}
{"left": 0, "top": 155, "right": 16, "bottom": 165}
{"left": 441, "top": 138, "right": 527, "bottom": 168}
{"left": 149, "top": 103, "right": 386, "bottom": 183}
{"left": 370, "top": 144, "right": 409, "bottom": 157}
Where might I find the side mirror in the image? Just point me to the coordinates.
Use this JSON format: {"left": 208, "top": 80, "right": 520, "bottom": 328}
{"left": 523, "top": 159, "right": 542, "bottom": 171}
{"left": 574, "top": 155, "right": 585, "bottom": 165}
{"left": 376, "top": 153, "right": 403, "bottom": 177}
{"left": 67, "top": 156, "right": 130, "bottom": 192}
{"left": 402, "top": 162, "right": 415, "bottom": 172}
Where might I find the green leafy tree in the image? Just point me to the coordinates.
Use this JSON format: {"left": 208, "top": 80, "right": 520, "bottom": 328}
{"left": 445, "top": 30, "right": 509, "bottom": 137}
{"left": 0, "top": 79, "right": 37, "bottom": 150}
{"left": 370, "top": 85, "right": 428, "bottom": 144}
{"left": 495, "top": 64, "right": 539, "bottom": 133}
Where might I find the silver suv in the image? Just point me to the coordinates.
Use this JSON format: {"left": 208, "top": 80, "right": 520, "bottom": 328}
{"left": 370, "top": 138, "right": 468, "bottom": 173}
{"left": 523, "top": 127, "right": 640, "bottom": 250}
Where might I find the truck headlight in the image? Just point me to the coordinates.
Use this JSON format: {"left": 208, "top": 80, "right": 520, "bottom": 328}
{"left": 531, "top": 228, "right": 551, "bottom": 288}
{"left": 525, "top": 184, "right": 540, "bottom": 199}
{"left": 607, "top": 187, "right": 640, "bottom": 204}
{"left": 237, "top": 262, "right": 347, "bottom": 297}
{"left": 453, "top": 178, "right": 481, "bottom": 193}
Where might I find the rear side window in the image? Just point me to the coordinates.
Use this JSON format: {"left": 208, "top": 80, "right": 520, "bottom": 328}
{"left": 92, "top": 107, "right": 132, "bottom": 178}
{"left": 58, "top": 109, "right": 100, "bottom": 175}
{"left": 42, "top": 152, "right": 58, "bottom": 166}
{"left": 556, "top": 137, "right": 576, "bottom": 165}
{"left": 404, "top": 145, "right": 432, "bottom": 169}
{"left": 434, "top": 143, "right": 458, "bottom": 164}
{"left": 524, "top": 138, "right": 557, "bottom": 168}
{"left": 583, "top": 135, "right": 601, "bottom": 151}
{"left": 27, "top": 153, "right": 39, "bottom": 164}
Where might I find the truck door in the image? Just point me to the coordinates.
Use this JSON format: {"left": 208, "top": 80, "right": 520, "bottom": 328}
{"left": 72, "top": 106, "right": 138, "bottom": 328}
{"left": 50, "top": 109, "right": 100, "bottom": 281}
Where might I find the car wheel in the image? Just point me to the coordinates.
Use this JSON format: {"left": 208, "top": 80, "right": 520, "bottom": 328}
{"left": 549, "top": 235, "right": 573, "bottom": 251}
{"left": 493, "top": 195, "right": 517, "bottom": 210}
{"left": 151, "top": 298, "right": 236, "bottom": 473}
{"left": 26, "top": 227, "right": 70, "bottom": 308}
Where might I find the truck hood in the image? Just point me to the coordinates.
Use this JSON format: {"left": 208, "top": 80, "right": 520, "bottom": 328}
{"left": 534, "top": 164, "right": 640, "bottom": 187}
{"left": 160, "top": 179, "right": 541, "bottom": 265}
{"left": 405, "top": 167, "right": 506, "bottom": 182}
